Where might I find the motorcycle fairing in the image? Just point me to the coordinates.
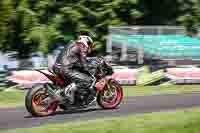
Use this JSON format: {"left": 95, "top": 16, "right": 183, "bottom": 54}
{"left": 36, "top": 69, "right": 65, "bottom": 87}
{"left": 95, "top": 76, "right": 114, "bottom": 92}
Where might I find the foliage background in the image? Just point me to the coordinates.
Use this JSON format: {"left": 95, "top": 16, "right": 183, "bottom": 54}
{"left": 0, "top": 0, "right": 199, "bottom": 58}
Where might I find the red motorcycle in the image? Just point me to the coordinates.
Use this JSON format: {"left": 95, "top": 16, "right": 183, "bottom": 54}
{"left": 25, "top": 57, "right": 123, "bottom": 116}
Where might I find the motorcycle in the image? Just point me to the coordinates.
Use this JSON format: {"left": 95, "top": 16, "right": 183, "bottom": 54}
{"left": 25, "top": 57, "right": 123, "bottom": 117}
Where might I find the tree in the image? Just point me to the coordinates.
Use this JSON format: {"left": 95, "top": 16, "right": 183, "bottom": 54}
{"left": 0, "top": 0, "right": 199, "bottom": 58}
{"left": 0, "top": 0, "right": 15, "bottom": 51}
{"left": 176, "top": 0, "right": 200, "bottom": 34}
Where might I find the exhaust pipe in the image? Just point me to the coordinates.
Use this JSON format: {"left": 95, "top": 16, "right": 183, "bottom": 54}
{"left": 44, "top": 84, "right": 61, "bottom": 101}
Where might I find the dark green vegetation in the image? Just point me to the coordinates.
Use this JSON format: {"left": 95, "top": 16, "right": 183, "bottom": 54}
{"left": 1, "top": 107, "right": 200, "bottom": 133}
{"left": 0, "top": 0, "right": 200, "bottom": 58}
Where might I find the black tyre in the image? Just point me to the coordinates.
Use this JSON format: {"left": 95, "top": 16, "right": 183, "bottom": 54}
{"left": 97, "top": 79, "right": 123, "bottom": 109}
{"left": 25, "top": 85, "right": 57, "bottom": 117}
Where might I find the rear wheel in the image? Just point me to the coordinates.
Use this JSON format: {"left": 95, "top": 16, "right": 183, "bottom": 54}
{"left": 25, "top": 85, "right": 58, "bottom": 117}
{"left": 97, "top": 79, "right": 123, "bottom": 109}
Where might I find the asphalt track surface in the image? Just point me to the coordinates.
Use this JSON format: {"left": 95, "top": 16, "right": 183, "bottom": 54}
{"left": 1, "top": 93, "right": 200, "bottom": 130}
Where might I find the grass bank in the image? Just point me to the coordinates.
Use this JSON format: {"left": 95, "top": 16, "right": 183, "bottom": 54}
{"left": 0, "top": 89, "right": 24, "bottom": 107}
{"left": 123, "top": 85, "right": 200, "bottom": 96}
{"left": 1, "top": 85, "right": 200, "bottom": 107}
{"left": 1, "top": 107, "right": 200, "bottom": 133}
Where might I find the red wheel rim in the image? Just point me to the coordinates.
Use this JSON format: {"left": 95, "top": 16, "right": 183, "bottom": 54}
{"left": 40, "top": 101, "right": 57, "bottom": 112}
{"left": 100, "top": 83, "right": 123, "bottom": 108}
{"left": 32, "top": 92, "right": 57, "bottom": 113}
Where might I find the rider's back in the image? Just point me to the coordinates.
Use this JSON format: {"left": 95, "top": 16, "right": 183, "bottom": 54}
{"left": 54, "top": 40, "right": 83, "bottom": 69}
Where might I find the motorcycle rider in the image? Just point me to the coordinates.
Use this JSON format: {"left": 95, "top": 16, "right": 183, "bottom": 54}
{"left": 52, "top": 35, "right": 95, "bottom": 104}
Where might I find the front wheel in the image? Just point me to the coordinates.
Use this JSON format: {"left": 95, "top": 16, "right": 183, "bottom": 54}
{"left": 25, "top": 85, "right": 58, "bottom": 117}
{"left": 97, "top": 79, "right": 123, "bottom": 109}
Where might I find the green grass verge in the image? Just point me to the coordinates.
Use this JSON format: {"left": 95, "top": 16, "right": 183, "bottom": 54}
{"left": 123, "top": 85, "right": 200, "bottom": 96}
{"left": 1, "top": 107, "right": 200, "bottom": 133}
{"left": 0, "top": 90, "right": 25, "bottom": 107}
{"left": 0, "top": 85, "right": 200, "bottom": 107}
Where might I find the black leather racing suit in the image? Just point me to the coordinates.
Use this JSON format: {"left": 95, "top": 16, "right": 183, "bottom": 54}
{"left": 52, "top": 40, "right": 93, "bottom": 91}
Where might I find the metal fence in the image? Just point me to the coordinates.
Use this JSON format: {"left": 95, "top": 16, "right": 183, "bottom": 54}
{"left": 107, "top": 26, "right": 200, "bottom": 65}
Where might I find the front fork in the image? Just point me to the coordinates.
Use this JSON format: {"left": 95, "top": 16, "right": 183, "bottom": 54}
{"left": 89, "top": 74, "right": 97, "bottom": 91}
